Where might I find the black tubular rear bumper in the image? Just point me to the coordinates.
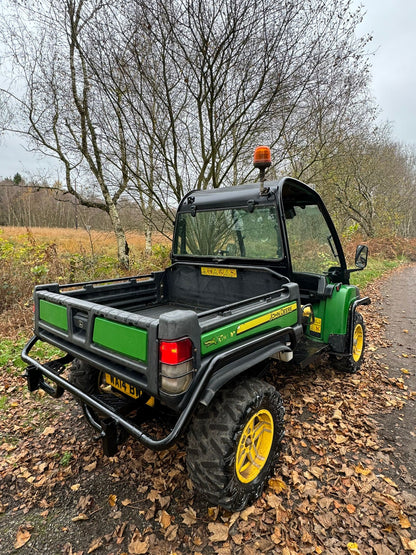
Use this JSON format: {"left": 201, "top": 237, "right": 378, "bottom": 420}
{"left": 22, "top": 325, "right": 298, "bottom": 451}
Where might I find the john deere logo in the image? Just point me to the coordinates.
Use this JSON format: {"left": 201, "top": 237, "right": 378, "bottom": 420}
{"left": 236, "top": 302, "right": 297, "bottom": 335}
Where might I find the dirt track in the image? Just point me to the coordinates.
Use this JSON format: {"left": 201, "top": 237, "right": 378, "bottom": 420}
{"left": 375, "top": 265, "right": 416, "bottom": 491}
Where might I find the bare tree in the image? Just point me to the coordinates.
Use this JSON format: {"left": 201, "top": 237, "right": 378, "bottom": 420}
{"left": 78, "top": 0, "right": 373, "bottom": 224}
{"left": 312, "top": 124, "right": 416, "bottom": 238}
{"left": 111, "top": 0, "right": 372, "bottom": 193}
{"left": 1, "top": 0, "right": 131, "bottom": 267}
{"left": 0, "top": 61, "right": 12, "bottom": 140}
{"left": 2, "top": 0, "right": 375, "bottom": 254}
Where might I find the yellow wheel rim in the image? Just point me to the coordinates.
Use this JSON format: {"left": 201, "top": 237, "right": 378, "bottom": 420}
{"left": 352, "top": 323, "right": 364, "bottom": 362}
{"left": 236, "top": 409, "right": 274, "bottom": 484}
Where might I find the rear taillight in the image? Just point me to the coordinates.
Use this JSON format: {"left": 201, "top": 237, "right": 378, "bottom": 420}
{"left": 160, "top": 338, "right": 192, "bottom": 365}
{"left": 159, "top": 338, "right": 194, "bottom": 395}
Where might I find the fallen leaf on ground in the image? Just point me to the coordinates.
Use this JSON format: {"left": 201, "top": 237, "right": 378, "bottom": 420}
{"left": 373, "top": 544, "right": 395, "bottom": 555}
{"left": 347, "top": 542, "right": 362, "bottom": 555}
{"left": 84, "top": 461, "right": 97, "bottom": 472}
{"left": 159, "top": 509, "right": 171, "bottom": 529}
{"left": 128, "top": 530, "right": 149, "bottom": 554}
{"left": 355, "top": 464, "right": 372, "bottom": 476}
{"left": 72, "top": 513, "right": 89, "bottom": 522}
{"left": 207, "top": 506, "right": 219, "bottom": 521}
{"left": 181, "top": 507, "right": 197, "bottom": 525}
{"left": 335, "top": 434, "right": 348, "bottom": 444}
{"left": 14, "top": 528, "right": 31, "bottom": 549}
{"left": 268, "top": 477, "right": 287, "bottom": 493}
{"left": 164, "top": 523, "right": 178, "bottom": 541}
{"left": 87, "top": 537, "right": 103, "bottom": 553}
{"left": 77, "top": 495, "right": 94, "bottom": 512}
{"left": 399, "top": 513, "right": 411, "bottom": 529}
{"left": 108, "top": 494, "right": 117, "bottom": 507}
{"left": 240, "top": 506, "right": 255, "bottom": 520}
{"left": 208, "top": 522, "right": 229, "bottom": 542}
{"left": 382, "top": 476, "right": 398, "bottom": 488}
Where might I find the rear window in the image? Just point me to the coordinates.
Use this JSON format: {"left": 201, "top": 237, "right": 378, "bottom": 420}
{"left": 173, "top": 206, "right": 283, "bottom": 260}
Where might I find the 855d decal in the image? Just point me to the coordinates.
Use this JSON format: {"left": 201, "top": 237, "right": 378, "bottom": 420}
{"left": 201, "top": 301, "right": 298, "bottom": 355}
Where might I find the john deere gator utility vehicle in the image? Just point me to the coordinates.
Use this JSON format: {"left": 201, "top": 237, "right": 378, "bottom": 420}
{"left": 22, "top": 146, "right": 369, "bottom": 511}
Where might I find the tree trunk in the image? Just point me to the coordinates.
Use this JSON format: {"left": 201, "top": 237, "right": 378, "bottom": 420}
{"left": 145, "top": 223, "right": 152, "bottom": 255}
{"left": 107, "top": 201, "right": 129, "bottom": 269}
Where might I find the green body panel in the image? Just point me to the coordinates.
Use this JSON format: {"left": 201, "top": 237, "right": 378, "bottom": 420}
{"left": 93, "top": 317, "right": 148, "bottom": 362}
{"left": 39, "top": 300, "right": 68, "bottom": 331}
{"left": 306, "top": 284, "right": 358, "bottom": 343}
{"left": 201, "top": 300, "right": 298, "bottom": 355}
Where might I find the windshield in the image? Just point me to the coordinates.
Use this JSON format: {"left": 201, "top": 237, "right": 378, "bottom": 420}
{"left": 173, "top": 205, "right": 283, "bottom": 260}
{"left": 284, "top": 203, "right": 341, "bottom": 274}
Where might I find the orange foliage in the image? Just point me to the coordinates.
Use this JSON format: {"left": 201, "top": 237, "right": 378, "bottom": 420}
{"left": 343, "top": 235, "right": 416, "bottom": 262}
{"left": 0, "top": 226, "right": 170, "bottom": 257}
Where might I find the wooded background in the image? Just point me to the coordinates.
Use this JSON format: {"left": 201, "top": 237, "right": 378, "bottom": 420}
{"left": 0, "top": 0, "right": 415, "bottom": 267}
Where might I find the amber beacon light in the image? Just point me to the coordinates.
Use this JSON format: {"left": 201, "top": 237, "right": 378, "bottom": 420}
{"left": 253, "top": 146, "right": 271, "bottom": 193}
{"left": 253, "top": 146, "right": 271, "bottom": 169}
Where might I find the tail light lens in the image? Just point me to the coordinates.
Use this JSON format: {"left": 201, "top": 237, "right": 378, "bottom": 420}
{"left": 160, "top": 338, "right": 192, "bottom": 365}
{"left": 159, "top": 338, "right": 194, "bottom": 394}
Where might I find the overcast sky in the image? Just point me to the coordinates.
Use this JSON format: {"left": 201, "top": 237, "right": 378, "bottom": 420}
{"left": 1, "top": 0, "right": 416, "bottom": 180}
{"left": 357, "top": 0, "right": 416, "bottom": 145}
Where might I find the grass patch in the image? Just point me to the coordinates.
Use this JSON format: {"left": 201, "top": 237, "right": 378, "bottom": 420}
{"left": 60, "top": 452, "right": 72, "bottom": 467}
{"left": 0, "top": 336, "right": 28, "bottom": 373}
{"left": 350, "top": 257, "right": 407, "bottom": 289}
{"left": 0, "top": 395, "right": 8, "bottom": 410}
{"left": 0, "top": 335, "right": 66, "bottom": 378}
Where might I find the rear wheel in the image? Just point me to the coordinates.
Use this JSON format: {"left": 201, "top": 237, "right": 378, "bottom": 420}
{"left": 69, "top": 359, "right": 102, "bottom": 396}
{"left": 186, "top": 378, "right": 284, "bottom": 511}
{"left": 331, "top": 311, "right": 365, "bottom": 373}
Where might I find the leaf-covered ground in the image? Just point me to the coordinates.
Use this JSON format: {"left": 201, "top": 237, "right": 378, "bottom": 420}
{"left": 1, "top": 266, "right": 415, "bottom": 555}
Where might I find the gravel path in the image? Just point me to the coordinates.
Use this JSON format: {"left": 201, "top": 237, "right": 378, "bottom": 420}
{"left": 376, "top": 265, "right": 416, "bottom": 490}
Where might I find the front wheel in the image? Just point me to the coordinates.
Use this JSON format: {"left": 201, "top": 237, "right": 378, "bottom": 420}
{"left": 330, "top": 311, "right": 366, "bottom": 373}
{"left": 186, "top": 378, "right": 285, "bottom": 512}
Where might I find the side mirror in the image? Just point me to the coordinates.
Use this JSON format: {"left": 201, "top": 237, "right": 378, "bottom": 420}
{"left": 355, "top": 244, "right": 368, "bottom": 270}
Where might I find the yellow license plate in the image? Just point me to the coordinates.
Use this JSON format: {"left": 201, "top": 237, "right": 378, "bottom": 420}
{"left": 105, "top": 373, "right": 140, "bottom": 399}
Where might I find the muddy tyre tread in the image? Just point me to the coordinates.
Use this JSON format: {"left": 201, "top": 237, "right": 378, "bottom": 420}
{"left": 186, "top": 378, "right": 284, "bottom": 511}
{"left": 69, "top": 359, "right": 100, "bottom": 396}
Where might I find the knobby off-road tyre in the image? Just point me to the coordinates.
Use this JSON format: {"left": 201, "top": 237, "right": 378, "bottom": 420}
{"left": 69, "top": 359, "right": 101, "bottom": 396}
{"left": 186, "top": 378, "right": 285, "bottom": 512}
{"left": 68, "top": 359, "right": 105, "bottom": 431}
{"left": 330, "top": 311, "right": 366, "bottom": 374}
